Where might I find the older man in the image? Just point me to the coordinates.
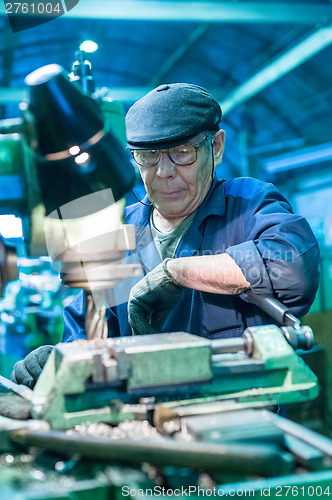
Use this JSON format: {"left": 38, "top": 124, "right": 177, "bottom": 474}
{"left": 64, "top": 82, "right": 319, "bottom": 340}
{"left": 12, "top": 83, "right": 319, "bottom": 387}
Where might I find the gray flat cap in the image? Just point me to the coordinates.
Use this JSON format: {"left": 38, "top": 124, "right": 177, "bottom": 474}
{"left": 126, "top": 83, "right": 222, "bottom": 149}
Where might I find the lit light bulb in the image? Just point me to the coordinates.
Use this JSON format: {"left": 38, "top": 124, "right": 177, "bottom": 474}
{"left": 79, "top": 41, "right": 99, "bottom": 53}
{"left": 69, "top": 145, "right": 80, "bottom": 156}
{"left": 75, "top": 152, "right": 90, "bottom": 165}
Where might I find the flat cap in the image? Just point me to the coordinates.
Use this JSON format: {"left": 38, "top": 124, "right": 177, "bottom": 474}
{"left": 126, "top": 83, "right": 222, "bottom": 149}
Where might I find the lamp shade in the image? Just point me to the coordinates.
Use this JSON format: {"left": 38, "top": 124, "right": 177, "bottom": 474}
{"left": 36, "top": 131, "right": 136, "bottom": 216}
{"left": 25, "top": 64, "right": 136, "bottom": 215}
{"left": 25, "top": 64, "right": 103, "bottom": 156}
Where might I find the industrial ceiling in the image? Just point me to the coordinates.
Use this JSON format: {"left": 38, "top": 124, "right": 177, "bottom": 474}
{"left": 0, "top": 0, "right": 331, "bottom": 193}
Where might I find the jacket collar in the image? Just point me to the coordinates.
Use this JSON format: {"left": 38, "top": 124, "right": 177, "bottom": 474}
{"left": 195, "top": 176, "right": 226, "bottom": 224}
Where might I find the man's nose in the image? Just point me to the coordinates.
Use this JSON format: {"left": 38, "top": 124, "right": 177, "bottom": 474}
{"left": 156, "top": 153, "right": 177, "bottom": 178}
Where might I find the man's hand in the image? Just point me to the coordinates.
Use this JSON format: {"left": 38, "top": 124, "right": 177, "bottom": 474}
{"left": 11, "top": 345, "right": 53, "bottom": 389}
{"left": 128, "top": 258, "right": 182, "bottom": 335}
{"left": 128, "top": 253, "right": 250, "bottom": 335}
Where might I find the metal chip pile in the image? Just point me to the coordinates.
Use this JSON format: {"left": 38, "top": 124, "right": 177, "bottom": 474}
{"left": 67, "top": 420, "right": 163, "bottom": 440}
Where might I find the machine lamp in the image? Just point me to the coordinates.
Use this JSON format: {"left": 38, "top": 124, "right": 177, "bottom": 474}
{"left": 24, "top": 64, "right": 136, "bottom": 216}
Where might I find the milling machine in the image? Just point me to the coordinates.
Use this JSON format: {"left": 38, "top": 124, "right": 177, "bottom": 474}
{"left": 0, "top": 58, "right": 331, "bottom": 500}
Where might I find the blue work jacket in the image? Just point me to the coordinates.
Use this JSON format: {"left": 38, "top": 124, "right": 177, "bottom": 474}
{"left": 63, "top": 177, "right": 319, "bottom": 342}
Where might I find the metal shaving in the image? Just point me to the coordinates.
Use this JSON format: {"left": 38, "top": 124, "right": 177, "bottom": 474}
{"left": 67, "top": 420, "right": 163, "bottom": 440}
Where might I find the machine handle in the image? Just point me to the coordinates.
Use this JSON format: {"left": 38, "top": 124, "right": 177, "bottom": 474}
{"left": 246, "top": 290, "right": 295, "bottom": 326}
{"left": 245, "top": 290, "right": 314, "bottom": 350}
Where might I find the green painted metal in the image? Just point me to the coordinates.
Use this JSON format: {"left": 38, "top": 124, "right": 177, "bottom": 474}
{"left": 220, "top": 470, "right": 332, "bottom": 498}
{"left": 30, "top": 328, "right": 318, "bottom": 429}
{"left": 205, "top": 325, "right": 318, "bottom": 405}
{"left": 0, "top": 326, "right": 329, "bottom": 499}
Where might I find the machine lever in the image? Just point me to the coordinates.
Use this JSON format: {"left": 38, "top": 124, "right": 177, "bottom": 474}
{"left": 246, "top": 290, "right": 296, "bottom": 326}
{"left": 245, "top": 290, "right": 314, "bottom": 350}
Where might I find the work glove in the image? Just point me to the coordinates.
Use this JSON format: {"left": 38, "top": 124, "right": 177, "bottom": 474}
{"left": 10, "top": 345, "right": 53, "bottom": 389}
{"left": 128, "top": 258, "right": 182, "bottom": 335}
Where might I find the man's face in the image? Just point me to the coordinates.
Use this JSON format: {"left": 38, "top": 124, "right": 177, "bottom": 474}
{"left": 137, "top": 130, "right": 225, "bottom": 219}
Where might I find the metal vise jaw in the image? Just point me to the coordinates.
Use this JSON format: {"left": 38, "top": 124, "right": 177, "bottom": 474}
{"left": 29, "top": 328, "right": 318, "bottom": 430}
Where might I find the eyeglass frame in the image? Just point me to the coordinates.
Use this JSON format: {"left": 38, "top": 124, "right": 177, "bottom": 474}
{"left": 130, "top": 134, "right": 214, "bottom": 168}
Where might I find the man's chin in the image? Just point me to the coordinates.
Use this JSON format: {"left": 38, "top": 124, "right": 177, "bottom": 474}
{"left": 155, "top": 205, "right": 190, "bottom": 220}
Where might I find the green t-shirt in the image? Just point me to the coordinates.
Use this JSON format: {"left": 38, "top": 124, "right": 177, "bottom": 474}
{"left": 150, "top": 211, "right": 196, "bottom": 260}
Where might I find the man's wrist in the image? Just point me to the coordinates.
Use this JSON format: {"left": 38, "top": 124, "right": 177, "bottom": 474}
{"left": 163, "top": 258, "right": 182, "bottom": 286}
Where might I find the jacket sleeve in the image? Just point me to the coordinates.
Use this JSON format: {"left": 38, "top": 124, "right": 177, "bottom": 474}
{"left": 62, "top": 290, "right": 121, "bottom": 342}
{"left": 225, "top": 182, "right": 320, "bottom": 317}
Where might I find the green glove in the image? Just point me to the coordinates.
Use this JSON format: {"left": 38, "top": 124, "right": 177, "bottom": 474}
{"left": 11, "top": 345, "right": 53, "bottom": 389}
{"left": 128, "top": 258, "right": 182, "bottom": 335}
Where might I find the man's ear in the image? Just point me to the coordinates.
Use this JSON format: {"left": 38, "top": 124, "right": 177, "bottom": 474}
{"left": 213, "top": 129, "right": 225, "bottom": 167}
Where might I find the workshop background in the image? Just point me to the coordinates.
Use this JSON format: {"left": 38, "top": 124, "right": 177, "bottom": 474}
{"left": 0, "top": 0, "right": 331, "bottom": 432}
